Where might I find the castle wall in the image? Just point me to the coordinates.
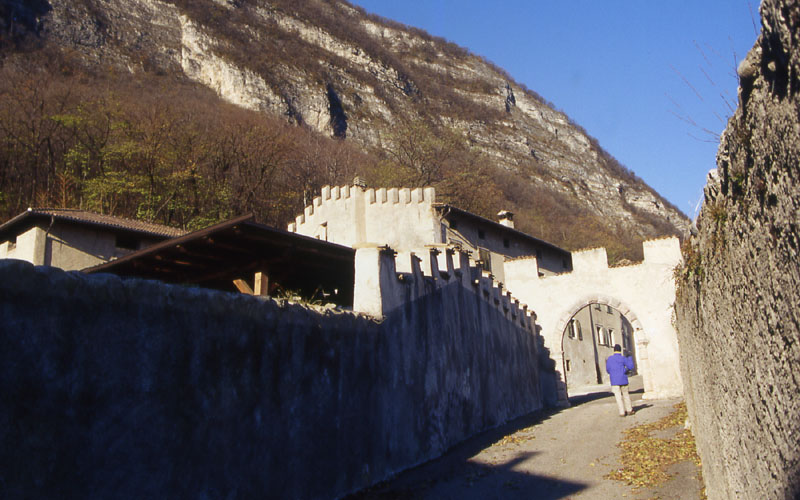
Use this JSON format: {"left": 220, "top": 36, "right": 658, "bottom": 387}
{"left": 289, "top": 185, "right": 440, "bottom": 249}
{"left": 0, "top": 252, "right": 543, "bottom": 499}
{"left": 504, "top": 237, "right": 683, "bottom": 404}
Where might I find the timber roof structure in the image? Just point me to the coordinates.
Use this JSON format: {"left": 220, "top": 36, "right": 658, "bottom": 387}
{"left": 83, "top": 214, "right": 355, "bottom": 306}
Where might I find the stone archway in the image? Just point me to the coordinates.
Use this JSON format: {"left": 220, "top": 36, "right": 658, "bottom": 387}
{"left": 556, "top": 296, "right": 654, "bottom": 402}
{"left": 504, "top": 238, "right": 684, "bottom": 407}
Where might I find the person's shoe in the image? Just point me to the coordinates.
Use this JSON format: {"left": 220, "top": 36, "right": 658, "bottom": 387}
{"left": 626, "top": 410, "right": 635, "bottom": 416}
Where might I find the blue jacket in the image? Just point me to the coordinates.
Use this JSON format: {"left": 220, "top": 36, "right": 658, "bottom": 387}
{"left": 606, "top": 353, "right": 634, "bottom": 386}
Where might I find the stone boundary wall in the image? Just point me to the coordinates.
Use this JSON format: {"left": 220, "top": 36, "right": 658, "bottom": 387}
{"left": 0, "top": 257, "right": 543, "bottom": 499}
{"left": 504, "top": 237, "right": 683, "bottom": 406}
{"left": 288, "top": 185, "right": 441, "bottom": 249}
{"left": 674, "top": 1, "right": 800, "bottom": 498}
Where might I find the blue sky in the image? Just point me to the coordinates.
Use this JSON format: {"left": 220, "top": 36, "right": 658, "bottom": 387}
{"left": 348, "top": 1, "right": 760, "bottom": 217}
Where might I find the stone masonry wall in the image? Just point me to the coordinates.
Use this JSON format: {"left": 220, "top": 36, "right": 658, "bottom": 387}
{"left": 0, "top": 256, "right": 542, "bottom": 499}
{"left": 674, "top": 1, "right": 800, "bottom": 498}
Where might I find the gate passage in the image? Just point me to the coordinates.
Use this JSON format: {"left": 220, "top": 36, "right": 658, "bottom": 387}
{"left": 504, "top": 237, "right": 684, "bottom": 406}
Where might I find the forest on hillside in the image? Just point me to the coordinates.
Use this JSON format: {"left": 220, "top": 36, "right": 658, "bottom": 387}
{"left": 0, "top": 50, "right": 498, "bottom": 226}
{"left": 0, "top": 0, "right": 681, "bottom": 262}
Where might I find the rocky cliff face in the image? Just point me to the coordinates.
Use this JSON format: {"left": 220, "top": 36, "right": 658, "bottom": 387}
{"left": 674, "top": 0, "right": 800, "bottom": 498}
{"left": 1, "top": 0, "right": 686, "bottom": 251}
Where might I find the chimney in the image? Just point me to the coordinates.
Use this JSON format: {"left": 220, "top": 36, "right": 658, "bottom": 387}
{"left": 498, "top": 210, "right": 514, "bottom": 228}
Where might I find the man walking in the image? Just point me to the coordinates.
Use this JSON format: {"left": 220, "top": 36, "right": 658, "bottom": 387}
{"left": 606, "top": 344, "right": 635, "bottom": 416}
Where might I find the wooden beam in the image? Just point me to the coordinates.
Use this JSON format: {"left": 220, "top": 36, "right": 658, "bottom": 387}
{"left": 233, "top": 279, "right": 254, "bottom": 295}
{"left": 254, "top": 271, "right": 268, "bottom": 296}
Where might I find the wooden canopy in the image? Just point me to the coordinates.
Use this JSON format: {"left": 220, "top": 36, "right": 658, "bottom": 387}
{"left": 83, "top": 214, "right": 355, "bottom": 306}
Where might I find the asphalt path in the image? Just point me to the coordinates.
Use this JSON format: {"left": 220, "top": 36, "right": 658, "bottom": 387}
{"left": 349, "top": 375, "right": 703, "bottom": 499}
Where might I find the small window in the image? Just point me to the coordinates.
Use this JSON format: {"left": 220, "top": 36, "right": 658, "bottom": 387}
{"left": 594, "top": 304, "right": 602, "bottom": 311}
{"left": 565, "top": 360, "right": 571, "bottom": 372}
{"left": 503, "top": 238, "right": 510, "bottom": 248}
{"left": 478, "top": 229, "right": 485, "bottom": 239}
{"left": 597, "top": 325, "right": 612, "bottom": 346}
{"left": 608, "top": 328, "right": 615, "bottom": 346}
{"left": 478, "top": 248, "right": 491, "bottom": 272}
{"left": 115, "top": 234, "right": 138, "bottom": 251}
{"left": 607, "top": 305, "right": 613, "bottom": 314}
{"left": 567, "top": 319, "right": 582, "bottom": 341}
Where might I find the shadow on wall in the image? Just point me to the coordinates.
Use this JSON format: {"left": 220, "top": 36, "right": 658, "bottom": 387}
{"left": 349, "top": 376, "right": 654, "bottom": 498}
{"left": 535, "top": 323, "right": 562, "bottom": 408}
{"left": 347, "top": 408, "right": 587, "bottom": 500}
{"left": 0, "top": 260, "right": 550, "bottom": 500}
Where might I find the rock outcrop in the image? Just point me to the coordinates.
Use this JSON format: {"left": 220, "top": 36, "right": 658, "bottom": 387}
{"left": 674, "top": 1, "right": 800, "bottom": 498}
{"left": 1, "top": 0, "right": 687, "bottom": 247}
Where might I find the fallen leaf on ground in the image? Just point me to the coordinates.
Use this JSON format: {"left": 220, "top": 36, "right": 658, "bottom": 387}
{"left": 605, "top": 402, "right": 703, "bottom": 492}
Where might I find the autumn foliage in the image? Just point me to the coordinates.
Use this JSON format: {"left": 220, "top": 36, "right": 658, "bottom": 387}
{"left": 0, "top": 52, "right": 373, "bottom": 230}
{"left": 0, "top": 24, "right": 676, "bottom": 262}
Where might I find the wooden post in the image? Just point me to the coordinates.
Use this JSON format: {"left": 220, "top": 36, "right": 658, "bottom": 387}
{"left": 233, "top": 279, "right": 254, "bottom": 295}
{"left": 254, "top": 271, "right": 268, "bottom": 296}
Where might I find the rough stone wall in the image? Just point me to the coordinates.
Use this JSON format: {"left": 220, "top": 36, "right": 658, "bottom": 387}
{"left": 0, "top": 258, "right": 542, "bottom": 499}
{"left": 674, "top": 1, "right": 800, "bottom": 498}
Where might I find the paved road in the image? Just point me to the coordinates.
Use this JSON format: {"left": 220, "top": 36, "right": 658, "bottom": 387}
{"left": 350, "top": 376, "right": 702, "bottom": 499}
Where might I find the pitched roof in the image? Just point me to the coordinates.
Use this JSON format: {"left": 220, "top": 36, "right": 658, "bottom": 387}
{"left": 0, "top": 208, "right": 187, "bottom": 240}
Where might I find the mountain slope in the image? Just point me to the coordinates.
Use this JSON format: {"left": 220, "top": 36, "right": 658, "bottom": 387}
{"left": 0, "top": 0, "right": 688, "bottom": 261}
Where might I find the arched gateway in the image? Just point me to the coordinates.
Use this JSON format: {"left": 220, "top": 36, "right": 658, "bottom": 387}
{"left": 505, "top": 237, "right": 684, "bottom": 407}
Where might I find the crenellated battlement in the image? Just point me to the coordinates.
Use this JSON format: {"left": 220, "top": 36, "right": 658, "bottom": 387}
{"left": 507, "top": 236, "right": 682, "bottom": 280}
{"left": 288, "top": 185, "right": 436, "bottom": 231}
{"left": 287, "top": 185, "right": 441, "bottom": 250}
{"left": 355, "top": 243, "right": 534, "bottom": 332}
